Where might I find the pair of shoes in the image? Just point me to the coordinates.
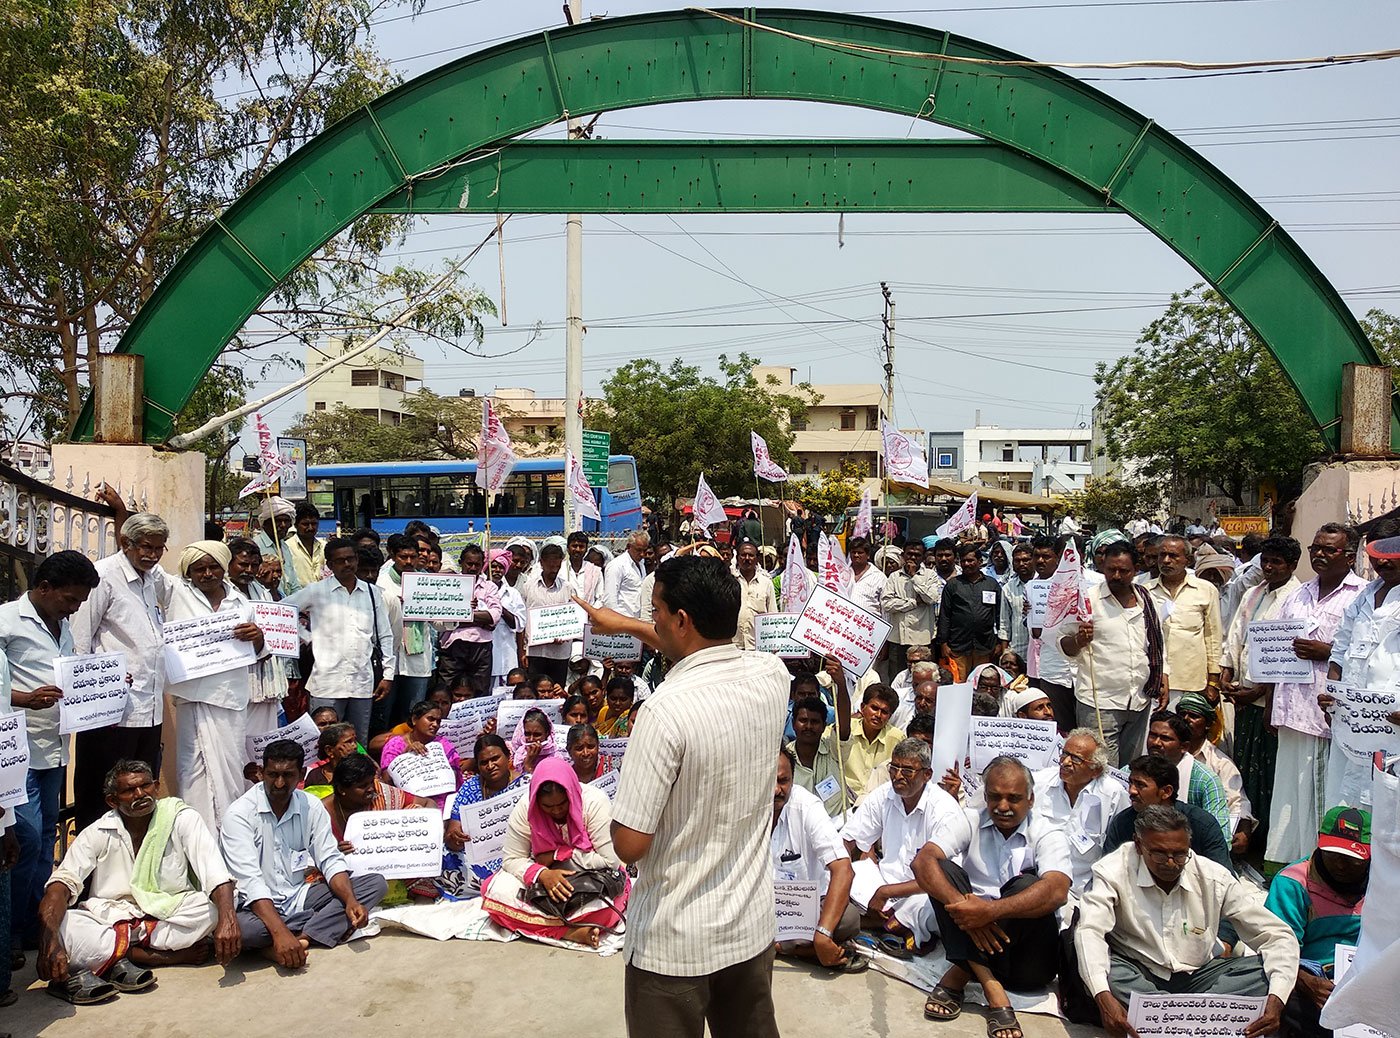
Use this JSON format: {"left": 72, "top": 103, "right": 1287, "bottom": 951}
{"left": 46, "top": 960, "right": 155, "bottom": 1005}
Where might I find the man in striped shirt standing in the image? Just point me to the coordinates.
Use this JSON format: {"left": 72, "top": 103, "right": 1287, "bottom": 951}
{"left": 578, "top": 555, "right": 791, "bottom": 1038}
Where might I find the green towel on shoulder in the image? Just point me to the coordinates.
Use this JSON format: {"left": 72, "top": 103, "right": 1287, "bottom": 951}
{"left": 130, "top": 797, "right": 189, "bottom": 920}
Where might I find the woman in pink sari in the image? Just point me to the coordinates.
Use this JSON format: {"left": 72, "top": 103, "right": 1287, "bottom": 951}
{"left": 481, "top": 758, "right": 628, "bottom": 948}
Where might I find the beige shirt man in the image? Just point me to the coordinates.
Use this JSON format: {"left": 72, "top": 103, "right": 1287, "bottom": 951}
{"left": 1145, "top": 569, "right": 1222, "bottom": 693}
{"left": 734, "top": 571, "right": 778, "bottom": 650}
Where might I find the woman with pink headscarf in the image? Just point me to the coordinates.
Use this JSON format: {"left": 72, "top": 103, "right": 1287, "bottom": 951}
{"left": 490, "top": 547, "right": 526, "bottom": 687}
{"left": 481, "top": 758, "right": 628, "bottom": 948}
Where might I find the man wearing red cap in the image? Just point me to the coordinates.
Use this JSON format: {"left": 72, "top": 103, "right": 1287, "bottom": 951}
{"left": 1265, "top": 807, "right": 1370, "bottom": 1038}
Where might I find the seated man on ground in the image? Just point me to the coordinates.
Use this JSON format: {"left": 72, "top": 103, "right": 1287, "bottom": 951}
{"left": 1264, "top": 807, "right": 1370, "bottom": 1038}
{"left": 890, "top": 661, "right": 939, "bottom": 730}
{"left": 891, "top": 673, "right": 941, "bottom": 733}
{"left": 1103, "top": 754, "right": 1232, "bottom": 872}
{"left": 38, "top": 760, "right": 239, "bottom": 1004}
{"left": 916, "top": 756, "right": 1072, "bottom": 1038}
{"left": 220, "top": 740, "right": 388, "bottom": 969}
{"left": 1075, "top": 804, "right": 1299, "bottom": 1038}
{"left": 1145, "top": 709, "right": 1232, "bottom": 842}
{"left": 1177, "top": 691, "right": 1255, "bottom": 855}
{"left": 1032, "top": 728, "right": 1128, "bottom": 898}
{"left": 1005, "top": 686, "right": 1057, "bottom": 722}
{"left": 830, "top": 673, "right": 905, "bottom": 804}
{"left": 772, "top": 748, "right": 866, "bottom": 973}
{"left": 860, "top": 713, "right": 947, "bottom": 806}
{"left": 789, "top": 695, "right": 846, "bottom": 818}
{"left": 481, "top": 758, "right": 627, "bottom": 948}
{"left": 840, "top": 738, "right": 968, "bottom": 952}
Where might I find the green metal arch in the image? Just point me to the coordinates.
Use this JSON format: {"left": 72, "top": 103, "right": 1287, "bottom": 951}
{"left": 77, "top": 7, "right": 1387, "bottom": 446}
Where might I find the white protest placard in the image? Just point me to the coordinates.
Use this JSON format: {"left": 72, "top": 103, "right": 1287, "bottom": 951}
{"left": 245, "top": 712, "right": 321, "bottom": 767}
{"left": 401, "top": 572, "right": 480, "bottom": 624}
{"left": 1331, "top": 684, "right": 1400, "bottom": 762}
{"left": 161, "top": 612, "right": 257, "bottom": 684}
{"left": 251, "top": 601, "right": 300, "bottom": 659}
{"left": 598, "top": 736, "right": 628, "bottom": 771}
{"left": 344, "top": 808, "right": 444, "bottom": 878}
{"left": 1104, "top": 765, "right": 1131, "bottom": 790}
{"left": 583, "top": 625, "right": 642, "bottom": 662}
{"left": 53, "top": 652, "right": 129, "bottom": 735}
{"left": 1247, "top": 618, "right": 1311, "bottom": 681}
{"left": 461, "top": 782, "right": 529, "bottom": 865}
{"left": 931, "top": 681, "right": 974, "bottom": 783}
{"left": 1333, "top": 945, "right": 1393, "bottom": 1038}
{"left": 753, "top": 613, "right": 809, "bottom": 659}
{"left": 1127, "top": 993, "right": 1266, "bottom": 1038}
{"left": 789, "top": 585, "right": 891, "bottom": 678}
{"left": 386, "top": 742, "right": 458, "bottom": 798}
{"left": 968, "top": 717, "right": 1060, "bottom": 773}
{"left": 774, "top": 880, "right": 820, "bottom": 942}
{"left": 528, "top": 603, "right": 587, "bottom": 647}
{"left": 496, "top": 698, "right": 563, "bottom": 739}
{"left": 591, "top": 769, "right": 619, "bottom": 801}
{"left": 437, "top": 693, "right": 507, "bottom": 756}
{"left": 0, "top": 714, "right": 30, "bottom": 809}
{"left": 1026, "top": 579, "right": 1052, "bottom": 628}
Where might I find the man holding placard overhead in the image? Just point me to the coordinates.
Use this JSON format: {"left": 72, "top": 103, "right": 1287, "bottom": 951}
{"left": 576, "top": 555, "right": 790, "bottom": 1037}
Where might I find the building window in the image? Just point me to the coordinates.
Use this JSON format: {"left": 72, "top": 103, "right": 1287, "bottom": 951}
{"left": 523, "top": 425, "right": 536, "bottom": 436}
{"left": 546, "top": 425, "right": 559, "bottom": 439}
{"left": 1002, "top": 447, "right": 1014, "bottom": 462}
{"left": 791, "top": 416, "right": 807, "bottom": 432}
{"left": 936, "top": 448, "right": 957, "bottom": 469}
{"left": 866, "top": 408, "right": 879, "bottom": 431}
{"left": 313, "top": 401, "right": 326, "bottom": 411}
{"left": 840, "top": 410, "right": 856, "bottom": 431}
{"left": 350, "top": 369, "right": 377, "bottom": 386}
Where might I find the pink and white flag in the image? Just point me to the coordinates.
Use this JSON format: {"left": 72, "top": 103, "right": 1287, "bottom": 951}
{"left": 240, "top": 412, "right": 286, "bottom": 497}
{"left": 781, "top": 535, "right": 812, "bottom": 613}
{"left": 751, "top": 431, "right": 789, "bottom": 482}
{"left": 880, "top": 420, "right": 928, "bottom": 490}
{"left": 692, "top": 472, "right": 728, "bottom": 532}
{"left": 852, "top": 486, "right": 873, "bottom": 540}
{"left": 1044, "top": 540, "right": 1088, "bottom": 631}
{"left": 817, "top": 532, "right": 854, "bottom": 597}
{"left": 565, "top": 450, "right": 601, "bottom": 525}
{"left": 477, "top": 399, "right": 517, "bottom": 496}
{"left": 936, "top": 492, "right": 979, "bottom": 539}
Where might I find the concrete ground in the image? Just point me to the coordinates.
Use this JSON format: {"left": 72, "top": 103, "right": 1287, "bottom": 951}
{"left": 1, "top": 932, "right": 1103, "bottom": 1038}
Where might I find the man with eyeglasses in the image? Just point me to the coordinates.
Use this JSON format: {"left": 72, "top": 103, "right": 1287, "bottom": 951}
{"left": 1032, "top": 728, "right": 1128, "bottom": 897}
{"left": 69, "top": 512, "right": 175, "bottom": 829}
{"left": 1266, "top": 524, "right": 1365, "bottom": 870}
{"left": 1075, "top": 804, "right": 1300, "bottom": 1038}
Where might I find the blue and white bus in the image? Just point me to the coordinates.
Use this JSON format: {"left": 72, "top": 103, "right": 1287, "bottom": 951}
{"left": 306, "top": 456, "right": 643, "bottom": 536}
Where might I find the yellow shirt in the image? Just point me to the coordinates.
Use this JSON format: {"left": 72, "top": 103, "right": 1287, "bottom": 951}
{"left": 1144, "top": 573, "right": 1222, "bottom": 693}
{"left": 826, "top": 722, "right": 905, "bottom": 802}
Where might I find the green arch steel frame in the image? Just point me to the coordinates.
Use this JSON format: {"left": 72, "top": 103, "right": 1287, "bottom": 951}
{"left": 75, "top": 7, "right": 1389, "bottom": 446}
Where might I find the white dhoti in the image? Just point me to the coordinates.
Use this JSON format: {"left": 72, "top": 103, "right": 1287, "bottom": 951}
{"left": 59, "top": 894, "right": 218, "bottom": 974}
{"left": 175, "top": 701, "right": 250, "bottom": 835}
{"left": 1325, "top": 737, "right": 1378, "bottom": 812}
{"left": 1266, "top": 727, "right": 1330, "bottom": 865}
{"left": 244, "top": 701, "right": 281, "bottom": 757}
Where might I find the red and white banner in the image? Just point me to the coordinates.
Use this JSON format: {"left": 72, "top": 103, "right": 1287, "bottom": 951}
{"left": 751, "top": 431, "right": 789, "bottom": 482}
{"left": 1044, "top": 540, "right": 1088, "bottom": 631}
{"left": 692, "top": 472, "right": 728, "bottom": 532}
{"left": 817, "top": 532, "right": 853, "bottom": 597}
{"left": 781, "top": 535, "right": 811, "bottom": 614}
{"left": 936, "top": 492, "right": 979, "bottom": 539}
{"left": 565, "top": 450, "right": 600, "bottom": 525}
{"left": 240, "top": 412, "right": 286, "bottom": 497}
{"left": 852, "top": 487, "right": 873, "bottom": 540}
{"left": 478, "top": 399, "right": 517, "bottom": 497}
{"left": 880, "top": 420, "right": 928, "bottom": 489}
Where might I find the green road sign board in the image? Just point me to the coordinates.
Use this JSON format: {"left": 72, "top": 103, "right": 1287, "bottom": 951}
{"left": 582, "top": 429, "right": 610, "bottom": 485}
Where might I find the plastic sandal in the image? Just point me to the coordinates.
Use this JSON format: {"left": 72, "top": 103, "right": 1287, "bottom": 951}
{"left": 104, "top": 958, "right": 155, "bottom": 993}
{"left": 924, "top": 984, "right": 965, "bottom": 1021}
{"left": 47, "top": 970, "right": 118, "bottom": 1005}
{"left": 986, "top": 1006, "right": 1023, "bottom": 1038}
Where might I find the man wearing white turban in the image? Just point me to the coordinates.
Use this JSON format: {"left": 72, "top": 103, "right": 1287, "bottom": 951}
{"left": 253, "top": 497, "right": 302, "bottom": 596}
{"left": 166, "top": 541, "right": 264, "bottom": 835}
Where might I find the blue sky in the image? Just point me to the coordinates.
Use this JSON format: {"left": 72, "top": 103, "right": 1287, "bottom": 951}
{"left": 243, "top": 0, "right": 1400, "bottom": 442}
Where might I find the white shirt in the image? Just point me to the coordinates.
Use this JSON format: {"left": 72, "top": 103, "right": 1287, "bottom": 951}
{"left": 602, "top": 552, "right": 647, "bottom": 617}
{"left": 565, "top": 559, "right": 603, "bottom": 606}
{"left": 69, "top": 553, "right": 175, "bottom": 727}
{"left": 1075, "top": 843, "right": 1300, "bottom": 1000}
{"left": 519, "top": 571, "right": 575, "bottom": 661}
{"left": 376, "top": 567, "right": 433, "bottom": 679}
{"left": 840, "top": 780, "right": 969, "bottom": 887}
{"left": 492, "top": 581, "right": 526, "bottom": 679}
{"left": 850, "top": 564, "right": 885, "bottom": 618}
{"left": 165, "top": 580, "right": 256, "bottom": 712}
{"left": 220, "top": 785, "right": 347, "bottom": 913}
{"left": 772, "top": 784, "right": 849, "bottom": 895}
{"left": 1059, "top": 580, "right": 1160, "bottom": 711}
{"left": 285, "top": 576, "right": 396, "bottom": 699}
{"left": 1032, "top": 766, "right": 1128, "bottom": 892}
{"left": 612, "top": 644, "right": 789, "bottom": 976}
{"left": 49, "top": 804, "right": 231, "bottom": 923}
{"left": 0, "top": 593, "right": 73, "bottom": 768}
{"left": 950, "top": 805, "right": 1074, "bottom": 899}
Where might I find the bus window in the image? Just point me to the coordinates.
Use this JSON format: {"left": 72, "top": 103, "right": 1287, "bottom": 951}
{"left": 607, "top": 459, "right": 637, "bottom": 496}
{"left": 307, "top": 479, "right": 335, "bottom": 520}
{"left": 427, "top": 475, "right": 480, "bottom": 516}
{"left": 373, "top": 476, "right": 428, "bottom": 518}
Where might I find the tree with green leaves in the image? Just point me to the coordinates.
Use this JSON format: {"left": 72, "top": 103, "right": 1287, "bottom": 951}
{"left": 1060, "top": 476, "right": 1164, "bottom": 530}
{"left": 590, "top": 355, "right": 812, "bottom": 525}
{"left": 285, "top": 389, "right": 484, "bottom": 465}
{"left": 0, "top": 0, "right": 494, "bottom": 449}
{"left": 792, "top": 460, "right": 867, "bottom": 520}
{"left": 1095, "top": 285, "right": 1335, "bottom": 506}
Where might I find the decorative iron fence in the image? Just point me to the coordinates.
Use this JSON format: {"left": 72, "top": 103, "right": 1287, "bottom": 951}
{"left": 0, "top": 461, "right": 118, "bottom": 600}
